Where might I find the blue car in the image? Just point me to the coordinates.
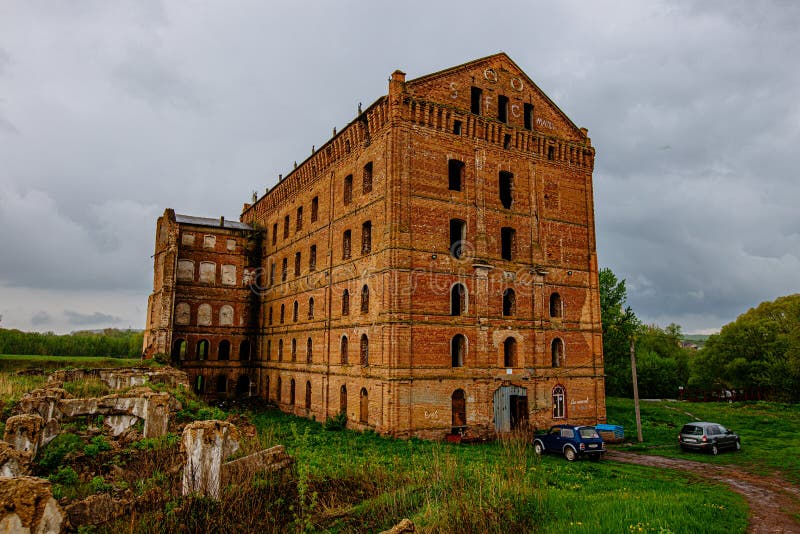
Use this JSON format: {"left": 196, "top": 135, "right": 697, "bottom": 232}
{"left": 532, "top": 424, "right": 606, "bottom": 461}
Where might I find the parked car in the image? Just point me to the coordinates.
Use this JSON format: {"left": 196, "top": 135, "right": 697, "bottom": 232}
{"left": 678, "top": 422, "right": 741, "bottom": 455}
{"left": 532, "top": 424, "right": 606, "bottom": 461}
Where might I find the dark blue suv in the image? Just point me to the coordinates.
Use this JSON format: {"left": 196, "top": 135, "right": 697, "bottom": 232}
{"left": 532, "top": 424, "right": 606, "bottom": 461}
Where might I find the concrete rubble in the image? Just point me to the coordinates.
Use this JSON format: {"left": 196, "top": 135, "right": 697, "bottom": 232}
{"left": 3, "top": 414, "right": 45, "bottom": 457}
{"left": 0, "top": 476, "right": 64, "bottom": 534}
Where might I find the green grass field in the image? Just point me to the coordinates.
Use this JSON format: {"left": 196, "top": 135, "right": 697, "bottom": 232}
{"left": 0, "top": 354, "right": 145, "bottom": 372}
{"left": 606, "top": 397, "right": 800, "bottom": 485}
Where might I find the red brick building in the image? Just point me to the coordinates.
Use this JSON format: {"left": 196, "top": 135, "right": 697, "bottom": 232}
{"left": 143, "top": 53, "right": 606, "bottom": 438}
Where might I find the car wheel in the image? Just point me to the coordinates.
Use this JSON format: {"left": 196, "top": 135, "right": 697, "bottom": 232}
{"left": 711, "top": 443, "right": 719, "bottom": 456}
{"left": 533, "top": 442, "right": 544, "bottom": 455}
{"left": 735, "top": 440, "right": 741, "bottom": 451}
{"left": 564, "top": 447, "right": 577, "bottom": 462}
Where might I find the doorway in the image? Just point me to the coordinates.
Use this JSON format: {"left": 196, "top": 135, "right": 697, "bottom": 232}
{"left": 493, "top": 386, "right": 528, "bottom": 432}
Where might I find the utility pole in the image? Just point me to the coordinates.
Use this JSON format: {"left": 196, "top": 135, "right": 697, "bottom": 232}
{"left": 630, "top": 336, "right": 643, "bottom": 442}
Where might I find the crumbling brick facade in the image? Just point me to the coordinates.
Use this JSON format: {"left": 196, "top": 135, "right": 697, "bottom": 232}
{"left": 143, "top": 53, "right": 606, "bottom": 438}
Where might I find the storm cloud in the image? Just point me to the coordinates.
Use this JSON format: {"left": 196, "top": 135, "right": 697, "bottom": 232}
{"left": 0, "top": 1, "right": 797, "bottom": 334}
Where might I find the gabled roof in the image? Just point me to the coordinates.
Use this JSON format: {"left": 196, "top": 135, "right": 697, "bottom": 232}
{"left": 175, "top": 214, "right": 252, "bottom": 231}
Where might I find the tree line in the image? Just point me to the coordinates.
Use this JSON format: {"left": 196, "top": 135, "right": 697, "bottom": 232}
{"left": 0, "top": 328, "right": 144, "bottom": 358}
{"left": 601, "top": 267, "right": 800, "bottom": 401}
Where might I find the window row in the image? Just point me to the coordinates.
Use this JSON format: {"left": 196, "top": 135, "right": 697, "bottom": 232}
{"left": 180, "top": 233, "right": 237, "bottom": 252}
{"left": 192, "top": 373, "right": 252, "bottom": 396}
{"left": 266, "top": 379, "right": 370, "bottom": 424}
{"left": 449, "top": 284, "right": 563, "bottom": 319}
{"left": 469, "top": 86, "right": 534, "bottom": 131}
{"left": 172, "top": 338, "right": 251, "bottom": 361}
{"left": 265, "top": 333, "right": 371, "bottom": 367}
{"left": 343, "top": 162, "right": 373, "bottom": 205}
{"left": 448, "top": 220, "right": 516, "bottom": 261}
{"left": 175, "top": 302, "right": 237, "bottom": 326}
{"left": 266, "top": 284, "right": 370, "bottom": 326}
{"left": 447, "top": 162, "right": 514, "bottom": 211}
{"left": 177, "top": 260, "right": 238, "bottom": 285}
{"left": 450, "top": 334, "right": 565, "bottom": 368}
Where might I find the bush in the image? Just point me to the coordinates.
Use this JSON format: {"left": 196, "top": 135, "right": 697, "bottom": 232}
{"left": 152, "top": 352, "right": 170, "bottom": 365}
{"left": 84, "top": 435, "right": 111, "bottom": 457}
{"left": 38, "top": 433, "right": 84, "bottom": 471}
{"left": 49, "top": 466, "right": 79, "bottom": 485}
{"left": 89, "top": 475, "right": 113, "bottom": 494}
{"left": 323, "top": 412, "right": 347, "bottom": 431}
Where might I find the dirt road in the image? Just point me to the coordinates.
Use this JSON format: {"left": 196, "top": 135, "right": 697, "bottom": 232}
{"left": 606, "top": 451, "right": 800, "bottom": 533}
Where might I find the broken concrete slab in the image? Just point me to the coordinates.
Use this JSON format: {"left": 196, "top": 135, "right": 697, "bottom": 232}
{"left": 3, "top": 415, "right": 45, "bottom": 457}
{"left": 220, "top": 445, "right": 293, "bottom": 487}
{"left": 0, "top": 476, "right": 63, "bottom": 534}
{"left": 0, "top": 441, "right": 31, "bottom": 477}
{"left": 47, "top": 367, "right": 189, "bottom": 391}
{"left": 380, "top": 518, "right": 416, "bottom": 534}
{"left": 181, "top": 420, "right": 240, "bottom": 499}
{"left": 64, "top": 492, "right": 131, "bottom": 528}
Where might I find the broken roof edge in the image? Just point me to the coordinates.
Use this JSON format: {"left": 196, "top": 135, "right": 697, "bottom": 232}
{"left": 174, "top": 213, "right": 252, "bottom": 231}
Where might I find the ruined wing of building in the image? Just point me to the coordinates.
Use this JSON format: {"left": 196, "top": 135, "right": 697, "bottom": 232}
{"left": 143, "top": 53, "right": 606, "bottom": 439}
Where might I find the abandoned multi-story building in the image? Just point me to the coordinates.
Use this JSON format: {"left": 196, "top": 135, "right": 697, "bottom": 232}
{"left": 143, "top": 53, "right": 606, "bottom": 439}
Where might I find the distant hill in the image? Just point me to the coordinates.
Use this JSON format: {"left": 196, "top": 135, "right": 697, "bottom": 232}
{"left": 681, "top": 334, "right": 710, "bottom": 349}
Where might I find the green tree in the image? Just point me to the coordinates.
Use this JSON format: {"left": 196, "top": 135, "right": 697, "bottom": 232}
{"left": 599, "top": 268, "right": 642, "bottom": 396}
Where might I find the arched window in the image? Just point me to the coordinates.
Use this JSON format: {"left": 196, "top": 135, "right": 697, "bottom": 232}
{"left": 291, "top": 338, "right": 297, "bottom": 362}
{"left": 216, "top": 375, "right": 227, "bottom": 394}
{"left": 552, "top": 385, "right": 566, "bottom": 419}
{"left": 343, "top": 175, "right": 353, "bottom": 205}
{"left": 361, "top": 285, "right": 369, "bottom": 314}
{"left": 549, "top": 293, "right": 562, "bottom": 318}
{"left": 280, "top": 304, "right": 285, "bottom": 324}
{"left": 308, "top": 297, "right": 315, "bottom": 319}
{"left": 503, "top": 337, "right": 517, "bottom": 367}
{"left": 340, "top": 385, "right": 347, "bottom": 415}
{"left": 239, "top": 339, "right": 250, "bottom": 361}
{"left": 278, "top": 339, "right": 284, "bottom": 361}
{"left": 175, "top": 302, "right": 190, "bottom": 325}
{"left": 276, "top": 377, "right": 282, "bottom": 403}
{"left": 171, "top": 339, "right": 187, "bottom": 361}
{"left": 342, "top": 230, "right": 352, "bottom": 259}
{"left": 196, "top": 340, "right": 209, "bottom": 360}
{"left": 293, "top": 300, "right": 299, "bottom": 322}
{"left": 309, "top": 245, "right": 317, "bottom": 271}
{"left": 359, "top": 387, "right": 368, "bottom": 423}
{"left": 305, "top": 381, "right": 312, "bottom": 410}
{"left": 342, "top": 289, "right": 350, "bottom": 315}
{"left": 361, "top": 221, "right": 372, "bottom": 254}
{"left": 451, "top": 334, "right": 466, "bottom": 367}
{"left": 340, "top": 336, "right": 349, "bottom": 364}
{"left": 197, "top": 304, "right": 212, "bottom": 326}
{"left": 362, "top": 162, "right": 373, "bottom": 194}
{"left": 306, "top": 337, "right": 313, "bottom": 363}
{"left": 452, "top": 389, "right": 466, "bottom": 428}
{"left": 449, "top": 219, "right": 466, "bottom": 259}
{"left": 551, "top": 338, "right": 564, "bottom": 367}
{"left": 311, "top": 196, "right": 319, "bottom": 223}
{"left": 218, "top": 340, "right": 230, "bottom": 361}
{"left": 290, "top": 379, "right": 296, "bottom": 406}
{"left": 193, "top": 375, "right": 204, "bottom": 394}
{"left": 450, "top": 283, "right": 467, "bottom": 316}
{"left": 502, "top": 288, "right": 516, "bottom": 316}
{"left": 360, "top": 334, "right": 369, "bottom": 366}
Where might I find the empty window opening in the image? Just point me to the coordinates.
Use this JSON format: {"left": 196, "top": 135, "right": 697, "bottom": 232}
{"left": 344, "top": 175, "right": 353, "bottom": 205}
{"left": 296, "top": 206, "right": 303, "bottom": 232}
{"left": 290, "top": 379, "right": 295, "bottom": 406}
{"left": 280, "top": 304, "right": 285, "bottom": 324}
{"left": 278, "top": 339, "right": 283, "bottom": 361}
{"left": 549, "top": 293, "right": 563, "bottom": 318}
{"left": 193, "top": 375, "right": 204, "bottom": 394}
{"left": 269, "top": 263, "right": 275, "bottom": 287}
{"left": 360, "top": 334, "right": 369, "bottom": 366}
{"left": 503, "top": 288, "right": 516, "bottom": 316}
{"left": 171, "top": 339, "right": 187, "bottom": 362}
{"left": 271, "top": 223, "right": 278, "bottom": 246}
{"left": 451, "top": 334, "right": 466, "bottom": 367}
{"left": 524, "top": 103, "right": 533, "bottom": 130}
{"left": 268, "top": 307, "right": 273, "bottom": 325}
{"left": 501, "top": 227, "right": 516, "bottom": 261}
{"left": 453, "top": 120, "right": 462, "bottom": 135}
{"left": 503, "top": 134, "right": 511, "bottom": 150}
{"left": 449, "top": 219, "right": 466, "bottom": 259}
{"left": 451, "top": 389, "right": 466, "bottom": 429}
{"left": 361, "top": 285, "right": 370, "bottom": 314}
{"left": 451, "top": 283, "right": 467, "bottom": 316}
{"left": 266, "top": 340, "right": 272, "bottom": 360}
{"left": 341, "top": 336, "right": 349, "bottom": 364}
{"left": 291, "top": 338, "right": 297, "bottom": 362}
{"left": 553, "top": 385, "right": 566, "bottom": 418}
{"left": 340, "top": 385, "right": 347, "bottom": 415}
{"left": 362, "top": 162, "right": 373, "bottom": 194}
{"left": 362, "top": 221, "right": 372, "bottom": 254}
{"left": 359, "top": 388, "right": 368, "bottom": 423}
{"left": 552, "top": 338, "right": 564, "bottom": 367}
{"left": 292, "top": 300, "right": 299, "bottom": 322}
{"left": 197, "top": 340, "right": 209, "bottom": 360}
{"left": 308, "top": 297, "right": 315, "bottom": 319}
{"left": 448, "top": 159, "right": 464, "bottom": 191}
{"left": 498, "top": 95, "right": 509, "bottom": 123}
{"left": 499, "top": 171, "right": 513, "bottom": 209}
{"left": 343, "top": 230, "right": 352, "bottom": 259}
{"left": 239, "top": 340, "right": 250, "bottom": 361}
{"left": 309, "top": 245, "right": 317, "bottom": 271}
{"left": 276, "top": 377, "right": 282, "bottom": 403}
{"left": 305, "top": 381, "right": 312, "bottom": 410}
{"left": 311, "top": 196, "right": 319, "bottom": 223}
{"left": 503, "top": 337, "right": 517, "bottom": 367}
{"left": 283, "top": 215, "right": 290, "bottom": 239}
{"left": 294, "top": 252, "right": 301, "bottom": 277}
{"left": 216, "top": 375, "right": 227, "bottom": 394}
{"left": 342, "top": 289, "right": 350, "bottom": 315}
{"left": 470, "top": 86, "right": 482, "bottom": 115}
{"left": 281, "top": 258, "right": 288, "bottom": 282}
{"left": 218, "top": 340, "right": 230, "bottom": 361}
{"left": 306, "top": 338, "right": 313, "bottom": 363}
{"left": 547, "top": 145, "right": 555, "bottom": 161}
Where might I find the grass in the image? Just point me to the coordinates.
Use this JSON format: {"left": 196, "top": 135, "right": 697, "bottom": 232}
{"left": 606, "top": 397, "right": 800, "bottom": 485}
{"left": 0, "top": 354, "right": 145, "bottom": 373}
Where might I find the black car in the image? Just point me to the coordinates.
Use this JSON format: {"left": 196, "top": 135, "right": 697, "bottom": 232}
{"left": 678, "top": 422, "right": 741, "bottom": 455}
{"left": 532, "top": 424, "right": 606, "bottom": 461}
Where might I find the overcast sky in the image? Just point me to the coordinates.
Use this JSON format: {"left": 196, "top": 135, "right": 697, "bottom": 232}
{"left": 1, "top": 1, "right": 798, "bottom": 335}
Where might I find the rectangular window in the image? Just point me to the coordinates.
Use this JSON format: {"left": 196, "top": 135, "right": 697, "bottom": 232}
{"left": 296, "top": 206, "right": 303, "bottom": 232}
{"left": 361, "top": 221, "right": 372, "bottom": 255}
{"left": 524, "top": 103, "right": 533, "bottom": 130}
{"left": 498, "top": 95, "right": 509, "bottom": 123}
{"left": 268, "top": 307, "right": 273, "bottom": 325}
{"left": 501, "top": 227, "right": 516, "bottom": 261}
{"left": 311, "top": 196, "right": 319, "bottom": 222}
{"left": 470, "top": 87, "right": 482, "bottom": 115}
{"left": 547, "top": 145, "right": 555, "bottom": 161}
{"left": 283, "top": 215, "right": 290, "bottom": 239}
{"left": 499, "top": 171, "right": 513, "bottom": 209}
{"left": 269, "top": 263, "right": 275, "bottom": 286}
{"left": 503, "top": 134, "right": 511, "bottom": 150}
{"left": 281, "top": 258, "right": 288, "bottom": 282}
{"left": 272, "top": 223, "right": 277, "bottom": 246}
{"left": 294, "top": 252, "right": 301, "bottom": 276}
{"left": 449, "top": 219, "right": 466, "bottom": 259}
{"left": 344, "top": 175, "right": 353, "bottom": 205}
{"left": 448, "top": 159, "right": 464, "bottom": 192}
{"left": 453, "top": 120, "right": 462, "bottom": 135}
{"left": 309, "top": 245, "right": 317, "bottom": 271}
{"left": 362, "top": 162, "right": 373, "bottom": 194}
{"left": 343, "top": 230, "right": 352, "bottom": 260}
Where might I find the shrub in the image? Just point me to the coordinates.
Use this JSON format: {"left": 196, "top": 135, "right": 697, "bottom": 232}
{"left": 38, "top": 433, "right": 83, "bottom": 471}
{"left": 323, "top": 412, "right": 348, "bottom": 431}
{"left": 84, "top": 435, "right": 111, "bottom": 457}
{"left": 89, "top": 475, "right": 113, "bottom": 494}
{"left": 49, "top": 466, "right": 79, "bottom": 485}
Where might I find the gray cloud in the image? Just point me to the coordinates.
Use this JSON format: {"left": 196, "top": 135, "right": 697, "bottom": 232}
{"left": 63, "top": 310, "right": 122, "bottom": 326}
{"left": 31, "top": 311, "right": 52, "bottom": 327}
{"left": 0, "top": 0, "right": 797, "bottom": 334}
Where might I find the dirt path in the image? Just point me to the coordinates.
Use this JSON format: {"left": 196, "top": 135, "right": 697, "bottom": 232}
{"left": 606, "top": 451, "right": 800, "bottom": 533}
